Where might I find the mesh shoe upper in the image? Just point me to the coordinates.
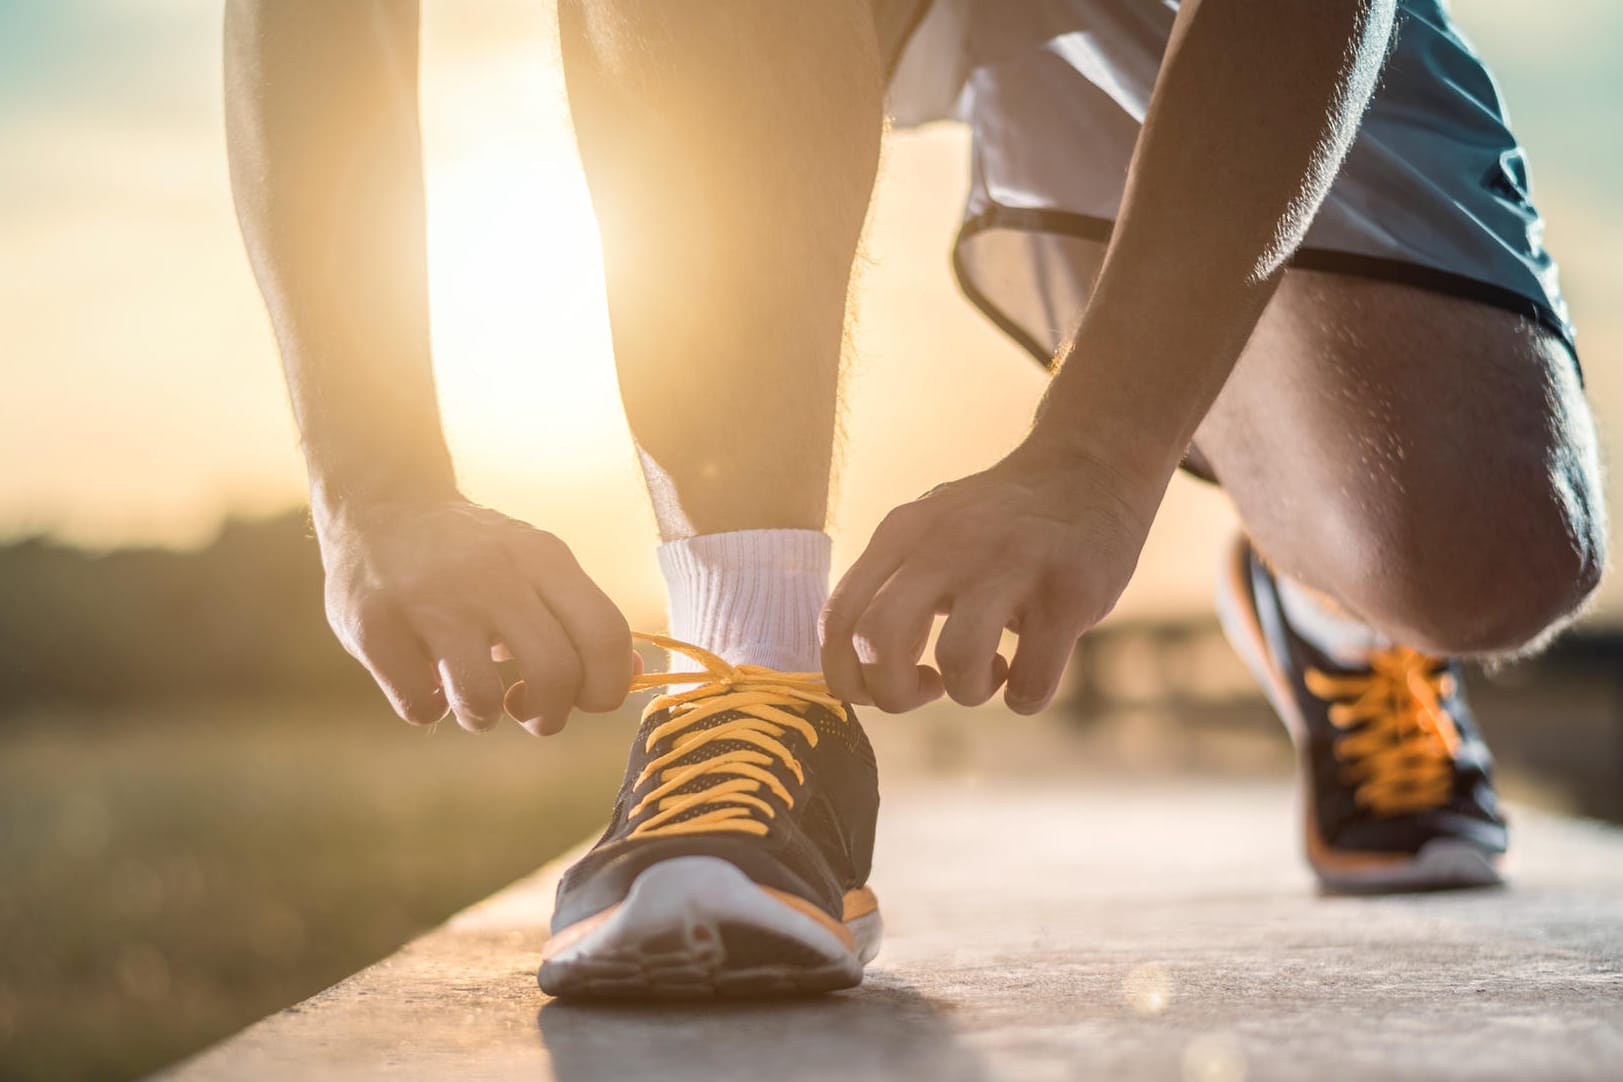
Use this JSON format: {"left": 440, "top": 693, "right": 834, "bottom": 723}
{"left": 550, "top": 635, "right": 879, "bottom": 933}
{"left": 1242, "top": 544, "right": 1507, "bottom": 857}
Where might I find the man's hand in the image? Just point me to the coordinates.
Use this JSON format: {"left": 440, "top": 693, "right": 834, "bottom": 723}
{"left": 315, "top": 496, "right": 635, "bottom": 735}
{"left": 821, "top": 441, "right": 1157, "bottom": 715}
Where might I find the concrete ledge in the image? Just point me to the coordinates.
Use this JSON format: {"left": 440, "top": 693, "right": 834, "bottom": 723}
{"left": 160, "top": 778, "right": 1623, "bottom": 1081}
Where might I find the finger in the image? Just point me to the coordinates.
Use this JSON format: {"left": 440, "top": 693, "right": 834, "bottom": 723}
{"left": 519, "top": 532, "right": 633, "bottom": 713}
{"left": 355, "top": 622, "right": 447, "bottom": 725}
{"left": 496, "top": 598, "right": 583, "bottom": 737}
{"left": 854, "top": 568, "right": 948, "bottom": 713}
{"left": 1004, "top": 607, "right": 1083, "bottom": 714}
{"left": 860, "top": 661, "right": 944, "bottom": 714}
{"left": 424, "top": 621, "right": 507, "bottom": 732}
{"left": 935, "top": 590, "right": 1015, "bottom": 706}
{"left": 821, "top": 510, "right": 919, "bottom": 702}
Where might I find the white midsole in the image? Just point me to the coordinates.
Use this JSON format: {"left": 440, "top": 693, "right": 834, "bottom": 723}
{"left": 549, "top": 856, "right": 874, "bottom": 970}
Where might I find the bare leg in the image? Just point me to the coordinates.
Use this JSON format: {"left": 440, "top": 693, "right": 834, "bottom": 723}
{"left": 1196, "top": 272, "right": 1604, "bottom": 657}
{"left": 559, "top": 2, "right": 884, "bottom": 540}
{"left": 1041, "top": 242, "right": 1604, "bottom": 657}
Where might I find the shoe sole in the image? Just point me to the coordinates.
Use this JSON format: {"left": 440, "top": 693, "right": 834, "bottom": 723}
{"left": 1214, "top": 537, "right": 1503, "bottom": 893}
{"left": 538, "top": 856, "right": 882, "bottom": 1000}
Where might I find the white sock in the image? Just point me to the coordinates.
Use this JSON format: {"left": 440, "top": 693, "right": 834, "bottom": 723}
{"left": 1276, "top": 574, "right": 1391, "bottom": 666}
{"left": 657, "top": 529, "right": 830, "bottom": 674}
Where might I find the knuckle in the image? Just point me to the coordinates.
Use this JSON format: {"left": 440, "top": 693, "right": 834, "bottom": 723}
{"left": 875, "top": 504, "right": 923, "bottom": 542}
{"left": 820, "top": 595, "right": 857, "bottom": 638}
{"left": 323, "top": 591, "right": 364, "bottom": 649}
{"left": 467, "top": 539, "right": 513, "bottom": 578}
{"left": 423, "top": 542, "right": 509, "bottom": 590}
{"left": 522, "top": 528, "right": 574, "bottom": 564}
{"left": 514, "top": 647, "right": 582, "bottom": 707}
{"left": 933, "top": 633, "right": 979, "bottom": 675}
{"left": 861, "top": 664, "right": 915, "bottom": 714}
{"left": 823, "top": 670, "right": 857, "bottom": 699}
{"left": 1039, "top": 567, "right": 1092, "bottom": 614}
{"left": 402, "top": 598, "right": 466, "bottom": 640}
{"left": 855, "top": 603, "right": 906, "bottom": 647}
{"left": 578, "top": 613, "right": 631, "bottom": 655}
{"left": 347, "top": 603, "right": 393, "bottom": 653}
{"left": 937, "top": 656, "right": 986, "bottom": 696}
{"left": 538, "top": 655, "right": 585, "bottom": 697}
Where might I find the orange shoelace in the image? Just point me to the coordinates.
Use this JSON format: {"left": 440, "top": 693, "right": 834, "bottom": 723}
{"left": 624, "top": 632, "right": 848, "bottom": 840}
{"left": 1304, "top": 645, "right": 1463, "bottom": 816}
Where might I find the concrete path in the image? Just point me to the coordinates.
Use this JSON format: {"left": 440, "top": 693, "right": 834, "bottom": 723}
{"left": 163, "top": 773, "right": 1623, "bottom": 1081}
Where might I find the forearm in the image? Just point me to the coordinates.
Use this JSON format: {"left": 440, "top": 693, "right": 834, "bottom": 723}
{"left": 1032, "top": 0, "right": 1397, "bottom": 492}
{"left": 225, "top": 0, "right": 455, "bottom": 514}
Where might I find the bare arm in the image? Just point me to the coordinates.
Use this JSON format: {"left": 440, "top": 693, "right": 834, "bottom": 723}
{"left": 225, "top": 0, "right": 452, "bottom": 505}
{"left": 1031, "top": 0, "right": 1398, "bottom": 488}
{"left": 225, "top": 1, "right": 632, "bottom": 732}
{"left": 824, "top": 0, "right": 1397, "bottom": 712}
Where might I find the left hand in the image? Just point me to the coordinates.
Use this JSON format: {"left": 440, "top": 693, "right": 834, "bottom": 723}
{"left": 820, "top": 439, "right": 1161, "bottom": 714}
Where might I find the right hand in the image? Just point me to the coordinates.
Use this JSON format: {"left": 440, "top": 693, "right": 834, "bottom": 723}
{"left": 314, "top": 495, "right": 635, "bottom": 735}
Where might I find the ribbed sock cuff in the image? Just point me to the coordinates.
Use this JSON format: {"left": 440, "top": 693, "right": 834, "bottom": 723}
{"left": 657, "top": 529, "right": 831, "bottom": 673}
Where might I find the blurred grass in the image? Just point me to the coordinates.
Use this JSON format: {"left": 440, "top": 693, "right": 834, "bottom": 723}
{"left": 0, "top": 694, "right": 639, "bottom": 1081}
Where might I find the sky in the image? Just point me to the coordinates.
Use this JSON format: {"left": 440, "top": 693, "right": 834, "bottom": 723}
{"left": 3, "top": 0, "right": 1621, "bottom": 629}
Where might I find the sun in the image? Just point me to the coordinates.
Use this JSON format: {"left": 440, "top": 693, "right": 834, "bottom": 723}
{"left": 419, "top": 21, "right": 631, "bottom": 497}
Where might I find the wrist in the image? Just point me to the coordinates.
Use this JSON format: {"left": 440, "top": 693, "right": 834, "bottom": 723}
{"left": 308, "top": 459, "right": 460, "bottom": 535}
{"left": 1000, "top": 426, "right": 1169, "bottom": 541}
{"left": 1022, "top": 400, "right": 1186, "bottom": 494}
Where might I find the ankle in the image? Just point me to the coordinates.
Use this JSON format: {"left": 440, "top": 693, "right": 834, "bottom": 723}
{"left": 658, "top": 529, "right": 830, "bottom": 673}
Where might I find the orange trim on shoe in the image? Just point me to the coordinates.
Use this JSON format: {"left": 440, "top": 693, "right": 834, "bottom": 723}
{"left": 760, "top": 885, "right": 857, "bottom": 950}
{"left": 841, "top": 886, "right": 880, "bottom": 923}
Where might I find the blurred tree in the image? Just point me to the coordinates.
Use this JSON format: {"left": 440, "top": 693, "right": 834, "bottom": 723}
{"left": 0, "top": 512, "right": 370, "bottom": 713}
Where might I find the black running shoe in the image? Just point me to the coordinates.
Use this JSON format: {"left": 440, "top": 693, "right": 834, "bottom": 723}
{"left": 538, "top": 633, "right": 881, "bottom": 999}
{"left": 1216, "top": 535, "right": 1506, "bottom": 892}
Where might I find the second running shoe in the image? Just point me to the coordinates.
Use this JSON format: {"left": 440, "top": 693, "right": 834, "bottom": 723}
{"left": 1216, "top": 535, "right": 1506, "bottom": 892}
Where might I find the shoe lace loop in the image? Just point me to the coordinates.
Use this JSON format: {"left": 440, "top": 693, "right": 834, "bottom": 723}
{"left": 624, "top": 632, "right": 847, "bottom": 840}
{"left": 1304, "top": 646, "right": 1462, "bottom": 816}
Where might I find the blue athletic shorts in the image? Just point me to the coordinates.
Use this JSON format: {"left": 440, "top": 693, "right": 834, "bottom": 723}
{"left": 878, "top": 0, "right": 1578, "bottom": 364}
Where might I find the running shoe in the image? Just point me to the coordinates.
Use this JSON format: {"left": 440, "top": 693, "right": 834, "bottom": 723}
{"left": 538, "top": 634, "right": 881, "bottom": 998}
{"left": 1216, "top": 535, "right": 1506, "bottom": 892}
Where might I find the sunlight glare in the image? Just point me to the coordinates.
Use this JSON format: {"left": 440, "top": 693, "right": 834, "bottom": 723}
{"left": 421, "top": 34, "right": 629, "bottom": 498}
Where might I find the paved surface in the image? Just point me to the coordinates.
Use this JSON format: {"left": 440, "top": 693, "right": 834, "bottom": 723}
{"left": 162, "top": 771, "right": 1623, "bottom": 1081}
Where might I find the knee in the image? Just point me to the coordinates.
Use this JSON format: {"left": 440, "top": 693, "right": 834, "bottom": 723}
{"left": 1339, "top": 469, "right": 1607, "bottom": 657}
